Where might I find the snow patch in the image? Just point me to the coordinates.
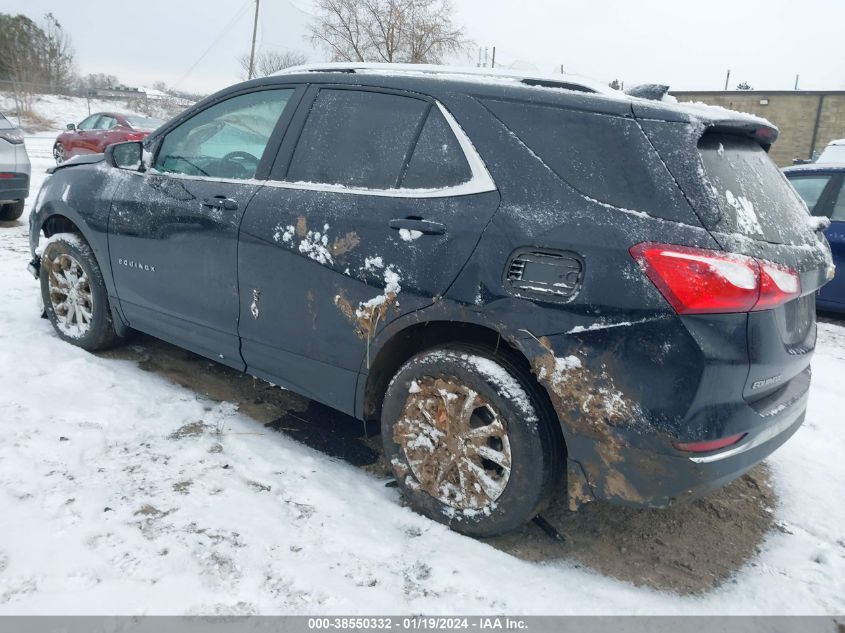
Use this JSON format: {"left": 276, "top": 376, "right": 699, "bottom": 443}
{"left": 725, "top": 190, "right": 764, "bottom": 236}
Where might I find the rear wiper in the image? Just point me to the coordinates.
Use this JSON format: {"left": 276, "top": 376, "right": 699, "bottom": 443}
{"left": 808, "top": 215, "right": 831, "bottom": 232}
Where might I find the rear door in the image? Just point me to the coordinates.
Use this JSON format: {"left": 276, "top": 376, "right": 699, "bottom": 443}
{"left": 237, "top": 86, "right": 499, "bottom": 413}
{"left": 108, "top": 87, "right": 299, "bottom": 367}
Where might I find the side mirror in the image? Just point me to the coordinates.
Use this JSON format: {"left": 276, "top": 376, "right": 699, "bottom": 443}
{"left": 66, "top": 123, "right": 76, "bottom": 131}
{"left": 105, "top": 141, "right": 145, "bottom": 172}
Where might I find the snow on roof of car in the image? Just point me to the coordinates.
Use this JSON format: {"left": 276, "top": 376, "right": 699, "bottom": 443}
{"left": 274, "top": 63, "right": 777, "bottom": 131}
{"left": 274, "top": 62, "right": 619, "bottom": 96}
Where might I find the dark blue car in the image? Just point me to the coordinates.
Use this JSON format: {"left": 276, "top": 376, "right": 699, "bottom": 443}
{"left": 784, "top": 164, "right": 845, "bottom": 312}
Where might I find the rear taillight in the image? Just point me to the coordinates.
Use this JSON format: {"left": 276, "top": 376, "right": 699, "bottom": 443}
{"left": 674, "top": 433, "right": 746, "bottom": 453}
{"left": 630, "top": 242, "right": 801, "bottom": 314}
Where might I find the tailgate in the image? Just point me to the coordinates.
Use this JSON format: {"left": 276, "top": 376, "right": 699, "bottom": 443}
{"left": 637, "top": 110, "right": 834, "bottom": 407}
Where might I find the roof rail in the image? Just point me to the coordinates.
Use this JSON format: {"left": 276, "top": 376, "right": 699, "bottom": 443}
{"left": 273, "top": 62, "right": 611, "bottom": 95}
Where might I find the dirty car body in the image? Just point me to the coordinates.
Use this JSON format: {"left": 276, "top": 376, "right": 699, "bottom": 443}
{"left": 28, "top": 64, "right": 834, "bottom": 529}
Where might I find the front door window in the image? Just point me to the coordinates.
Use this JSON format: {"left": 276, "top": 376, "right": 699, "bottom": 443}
{"left": 154, "top": 89, "right": 293, "bottom": 180}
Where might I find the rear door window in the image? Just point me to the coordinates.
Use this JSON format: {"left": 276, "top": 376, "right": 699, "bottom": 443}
{"left": 787, "top": 175, "right": 832, "bottom": 213}
{"left": 698, "top": 134, "right": 811, "bottom": 244}
{"left": 286, "top": 89, "right": 429, "bottom": 190}
{"left": 400, "top": 107, "right": 472, "bottom": 189}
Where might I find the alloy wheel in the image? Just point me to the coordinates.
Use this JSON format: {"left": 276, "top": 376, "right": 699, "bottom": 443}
{"left": 46, "top": 251, "right": 94, "bottom": 338}
{"left": 394, "top": 376, "right": 512, "bottom": 510}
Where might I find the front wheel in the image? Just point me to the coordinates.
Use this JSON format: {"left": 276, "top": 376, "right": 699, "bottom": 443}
{"left": 53, "top": 142, "right": 65, "bottom": 164}
{"left": 40, "top": 233, "right": 122, "bottom": 351}
{"left": 381, "top": 346, "right": 562, "bottom": 537}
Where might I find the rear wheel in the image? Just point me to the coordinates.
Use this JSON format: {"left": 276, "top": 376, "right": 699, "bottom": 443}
{"left": 40, "top": 233, "right": 122, "bottom": 351}
{"left": 53, "top": 142, "right": 65, "bottom": 164}
{"left": 0, "top": 201, "right": 24, "bottom": 221}
{"left": 381, "top": 345, "right": 561, "bottom": 537}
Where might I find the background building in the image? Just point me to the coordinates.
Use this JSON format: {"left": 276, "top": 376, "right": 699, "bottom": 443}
{"left": 671, "top": 90, "right": 845, "bottom": 167}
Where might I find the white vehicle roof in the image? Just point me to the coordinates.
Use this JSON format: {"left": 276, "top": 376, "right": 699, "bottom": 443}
{"left": 818, "top": 140, "right": 845, "bottom": 163}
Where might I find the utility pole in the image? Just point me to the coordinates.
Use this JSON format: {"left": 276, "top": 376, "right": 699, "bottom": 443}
{"left": 724, "top": 69, "right": 730, "bottom": 91}
{"left": 491, "top": 46, "right": 496, "bottom": 69}
{"left": 248, "top": 0, "right": 260, "bottom": 80}
{"left": 794, "top": 74, "right": 800, "bottom": 90}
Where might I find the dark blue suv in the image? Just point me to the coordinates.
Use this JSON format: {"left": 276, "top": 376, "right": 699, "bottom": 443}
{"left": 27, "top": 64, "right": 834, "bottom": 536}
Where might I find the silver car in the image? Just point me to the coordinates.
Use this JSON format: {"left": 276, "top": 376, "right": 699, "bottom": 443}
{"left": 0, "top": 111, "right": 31, "bottom": 221}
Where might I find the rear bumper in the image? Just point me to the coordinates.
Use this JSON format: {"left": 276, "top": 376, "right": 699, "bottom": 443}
{"left": 0, "top": 173, "right": 29, "bottom": 201}
{"left": 513, "top": 318, "right": 811, "bottom": 508}
{"left": 568, "top": 395, "right": 805, "bottom": 506}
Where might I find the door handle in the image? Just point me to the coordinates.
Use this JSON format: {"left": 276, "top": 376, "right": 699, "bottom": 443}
{"left": 202, "top": 196, "right": 238, "bottom": 211}
{"left": 388, "top": 218, "right": 446, "bottom": 235}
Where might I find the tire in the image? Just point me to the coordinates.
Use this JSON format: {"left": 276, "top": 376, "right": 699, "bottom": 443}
{"left": 53, "top": 142, "right": 65, "bottom": 165}
{"left": 0, "top": 200, "right": 24, "bottom": 221}
{"left": 40, "top": 233, "right": 122, "bottom": 351}
{"left": 381, "top": 345, "right": 562, "bottom": 537}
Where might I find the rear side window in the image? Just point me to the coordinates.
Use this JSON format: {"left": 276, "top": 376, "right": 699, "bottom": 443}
{"left": 699, "top": 135, "right": 811, "bottom": 243}
{"left": 787, "top": 175, "right": 832, "bottom": 213}
{"left": 401, "top": 108, "right": 471, "bottom": 189}
{"left": 287, "top": 89, "right": 428, "bottom": 189}
{"left": 481, "top": 98, "right": 693, "bottom": 221}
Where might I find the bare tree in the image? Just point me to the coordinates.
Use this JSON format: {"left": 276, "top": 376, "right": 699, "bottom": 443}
{"left": 42, "top": 13, "right": 75, "bottom": 92}
{"left": 308, "top": 0, "right": 470, "bottom": 65}
{"left": 237, "top": 49, "right": 308, "bottom": 79}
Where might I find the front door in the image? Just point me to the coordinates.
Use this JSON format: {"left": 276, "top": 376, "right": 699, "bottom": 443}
{"left": 237, "top": 87, "right": 500, "bottom": 413}
{"left": 108, "top": 87, "right": 298, "bottom": 366}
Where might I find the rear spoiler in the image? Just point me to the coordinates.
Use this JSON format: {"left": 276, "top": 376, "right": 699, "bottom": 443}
{"left": 703, "top": 119, "right": 778, "bottom": 148}
{"left": 631, "top": 99, "right": 779, "bottom": 148}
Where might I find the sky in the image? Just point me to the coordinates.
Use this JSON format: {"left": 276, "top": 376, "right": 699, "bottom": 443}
{"left": 1, "top": 0, "right": 843, "bottom": 95}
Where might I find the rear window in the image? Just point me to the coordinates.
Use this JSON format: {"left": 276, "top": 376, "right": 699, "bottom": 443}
{"left": 699, "top": 134, "right": 810, "bottom": 244}
{"left": 482, "top": 99, "right": 693, "bottom": 222}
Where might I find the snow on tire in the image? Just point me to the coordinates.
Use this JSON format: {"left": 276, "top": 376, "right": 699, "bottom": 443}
{"left": 381, "top": 345, "right": 561, "bottom": 537}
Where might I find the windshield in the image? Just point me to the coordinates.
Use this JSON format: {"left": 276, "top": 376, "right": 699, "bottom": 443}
{"left": 817, "top": 143, "right": 845, "bottom": 164}
{"left": 125, "top": 115, "right": 164, "bottom": 130}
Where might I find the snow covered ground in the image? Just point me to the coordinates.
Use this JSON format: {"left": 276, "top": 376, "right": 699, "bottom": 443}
{"left": 0, "top": 129, "right": 843, "bottom": 615}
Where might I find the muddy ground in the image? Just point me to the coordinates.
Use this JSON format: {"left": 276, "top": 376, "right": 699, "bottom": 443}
{"left": 101, "top": 335, "right": 778, "bottom": 596}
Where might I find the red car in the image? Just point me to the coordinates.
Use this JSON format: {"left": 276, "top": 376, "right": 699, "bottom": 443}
{"left": 53, "top": 112, "right": 164, "bottom": 164}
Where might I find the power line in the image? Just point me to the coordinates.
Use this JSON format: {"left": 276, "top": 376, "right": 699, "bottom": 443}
{"left": 174, "top": 0, "right": 254, "bottom": 89}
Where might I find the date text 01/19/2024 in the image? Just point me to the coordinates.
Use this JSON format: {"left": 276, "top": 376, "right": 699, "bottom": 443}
{"left": 307, "top": 617, "right": 529, "bottom": 630}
